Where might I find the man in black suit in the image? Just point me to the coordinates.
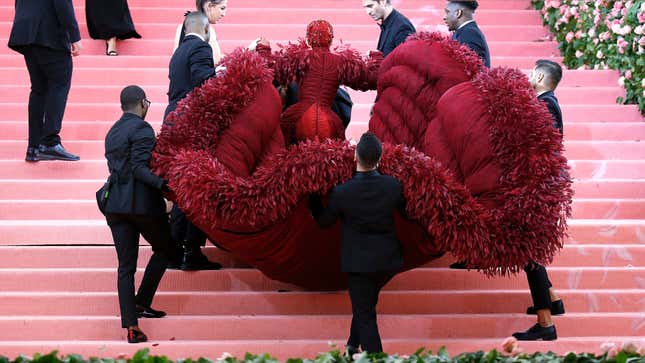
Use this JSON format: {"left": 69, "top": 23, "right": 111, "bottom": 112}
{"left": 8, "top": 0, "right": 82, "bottom": 162}
{"left": 444, "top": 0, "right": 491, "bottom": 68}
{"left": 104, "top": 86, "right": 180, "bottom": 343}
{"left": 511, "top": 60, "right": 567, "bottom": 341}
{"left": 310, "top": 132, "right": 406, "bottom": 354}
{"left": 165, "top": 11, "right": 216, "bottom": 120}
{"left": 362, "top": 0, "right": 416, "bottom": 57}
{"left": 165, "top": 12, "right": 221, "bottom": 270}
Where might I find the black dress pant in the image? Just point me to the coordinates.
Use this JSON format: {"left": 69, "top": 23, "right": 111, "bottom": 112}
{"left": 346, "top": 271, "right": 394, "bottom": 353}
{"left": 524, "top": 261, "right": 553, "bottom": 310}
{"left": 107, "top": 213, "right": 175, "bottom": 328}
{"left": 22, "top": 46, "right": 72, "bottom": 148}
{"left": 170, "top": 204, "right": 207, "bottom": 247}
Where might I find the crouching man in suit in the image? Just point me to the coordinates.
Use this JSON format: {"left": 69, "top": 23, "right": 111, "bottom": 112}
{"left": 104, "top": 86, "right": 180, "bottom": 343}
{"left": 310, "top": 132, "right": 406, "bottom": 354}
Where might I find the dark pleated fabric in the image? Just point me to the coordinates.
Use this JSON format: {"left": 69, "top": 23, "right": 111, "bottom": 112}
{"left": 86, "top": 0, "right": 141, "bottom": 40}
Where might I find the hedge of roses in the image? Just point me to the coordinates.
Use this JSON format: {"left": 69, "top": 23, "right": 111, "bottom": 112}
{"left": 532, "top": 0, "right": 645, "bottom": 115}
{"left": 1, "top": 347, "right": 644, "bottom": 363}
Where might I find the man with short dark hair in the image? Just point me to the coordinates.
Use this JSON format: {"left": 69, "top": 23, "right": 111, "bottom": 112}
{"left": 8, "top": 0, "right": 83, "bottom": 161}
{"left": 103, "top": 85, "right": 180, "bottom": 343}
{"left": 444, "top": 0, "right": 491, "bottom": 68}
{"left": 362, "top": 0, "right": 416, "bottom": 57}
{"left": 310, "top": 132, "right": 406, "bottom": 354}
{"left": 531, "top": 59, "right": 563, "bottom": 133}
{"left": 512, "top": 59, "right": 566, "bottom": 341}
{"left": 165, "top": 12, "right": 221, "bottom": 270}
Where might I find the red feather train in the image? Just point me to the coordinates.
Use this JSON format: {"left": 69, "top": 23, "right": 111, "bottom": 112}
{"left": 152, "top": 32, "right": 573, "bottom": 290}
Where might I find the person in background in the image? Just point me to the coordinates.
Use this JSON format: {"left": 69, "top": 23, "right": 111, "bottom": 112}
{"left": 173, "top": 0, "right": 227, "bottom": 63}
{"left": 362, "top": 0, "right": 416, "bottom": 57}
{"left": 103, "top": 86, "right": 179, "bottom": 343}
{"left": 310, "top": 132, "right": 406, "bottom": 354}
{"left": 444, "top": 0, "right": 491, "bottom": 68}
{"left": 512, "top": 59, "right": 566, "bottom": 341}
{"left": 8, "top": 0, "right": 82, "bottom": 162}
{"left": 86, "top": 0, "right": 141, "bottom": 56}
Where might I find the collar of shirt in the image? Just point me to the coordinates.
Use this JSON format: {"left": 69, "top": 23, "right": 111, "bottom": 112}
{"left": 185, "top": 33, "right": 205, "bottom": 42}
{"left": 457, "top": 20, "right": 475, "bottom": 30}
{"left": 380, "top": 9, "right": 398, "bottom": 29}
{"left": 537, "top": 90, "right": 554, "bottom": 98}
{"left": 355, "top": 170, "right": 380, "bottom": 178}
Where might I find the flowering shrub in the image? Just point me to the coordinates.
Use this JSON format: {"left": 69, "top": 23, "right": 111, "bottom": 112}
{"left": 533, "top": 0, "right": 645, "bottom": 115}
{"left": 0, "top": 347, "right": 643, "bottom": 363}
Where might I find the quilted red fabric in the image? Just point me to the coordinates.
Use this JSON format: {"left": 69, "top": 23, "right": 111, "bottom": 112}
{"left": 152, "top": 33, "right": 572, "bottom": 290}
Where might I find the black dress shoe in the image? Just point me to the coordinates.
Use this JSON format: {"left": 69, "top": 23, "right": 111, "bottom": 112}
{"left": 25, "top": 147, "right": 39, "bottom": 162}
{"left": 526, "top": 299, "right": 565, "bottom": 315}
{"left": 181, "top": 246, "right": 222, "bottom": 271}
{"left": 136, "top": 304, "right": 167, "bottom": 318}
{"left": 512, "top": 323, "right": 557, "bottom": 341}
{"left": 38, "top": 143, "right": 80, "bottom": 161}
{"left": 127, "top": 327, "right": 148, "bottom": 343}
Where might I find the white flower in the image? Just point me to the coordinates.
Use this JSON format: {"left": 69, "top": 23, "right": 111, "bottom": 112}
{"left": 588, "top": 28, "right": 596, "bottom": 37}
{"left": 618, "top": 76, "right": 625, "bottom": 87}
{"left": 596, "top": 50, "right": 604, "bottom": 58}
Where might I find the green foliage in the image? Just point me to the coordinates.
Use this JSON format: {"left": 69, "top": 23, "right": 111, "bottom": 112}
{"left": 0, "top": 349, "right": 643, "bottom": 363}
{"left": 532, "top": 0, "right": 645, "bottom": 115}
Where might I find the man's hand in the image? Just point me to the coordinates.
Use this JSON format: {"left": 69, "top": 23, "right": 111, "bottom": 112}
{"left": 71, "top": 41, "right": 82, "bottom": 57}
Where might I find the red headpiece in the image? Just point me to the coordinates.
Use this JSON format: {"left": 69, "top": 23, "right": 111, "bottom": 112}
{"left": 306, "top": 20, "right": 334, "bottom": 48}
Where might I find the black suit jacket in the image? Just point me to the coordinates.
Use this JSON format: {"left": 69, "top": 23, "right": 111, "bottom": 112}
{"left": 377, "top": 9, "right": 416, "bottom": 57}
{"left": 538, "top": 91, "right": 563, "bottom": 134}
{"left": 165, "top": 35, "right": 216, "bottom": 119}
{"left": 104, "top": 113, "right": 167, "bottom": 216}
{"left": 452, "top": 21, "right": 491, "bottom": 68}
{"left": 311, "top": 170, "right": 405, "bottom": 273}
{"left": 8, "top": 0, "right": 81, "bottom": 53}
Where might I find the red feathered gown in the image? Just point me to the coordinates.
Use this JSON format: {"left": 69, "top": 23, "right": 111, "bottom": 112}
{"left": 152, "top": 33, "right": 573, "bottom": 290}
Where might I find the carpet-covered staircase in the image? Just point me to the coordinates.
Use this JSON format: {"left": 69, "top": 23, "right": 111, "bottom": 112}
{"left": 0, "top": 0, "right": 643, "bottom": 358}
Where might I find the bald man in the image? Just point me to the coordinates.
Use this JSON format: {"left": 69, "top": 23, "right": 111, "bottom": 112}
{"left": 165, "top": 11, "right": 216, "bottom": 119}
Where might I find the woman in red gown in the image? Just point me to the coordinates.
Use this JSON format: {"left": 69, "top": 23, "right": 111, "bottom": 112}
{"left": 257, "top": 20, "right": 382, "bottom": 144}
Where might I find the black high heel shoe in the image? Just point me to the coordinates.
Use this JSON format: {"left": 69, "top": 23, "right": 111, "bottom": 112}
{"left": 127, "top": 327, "right": 148, "bottom": 343}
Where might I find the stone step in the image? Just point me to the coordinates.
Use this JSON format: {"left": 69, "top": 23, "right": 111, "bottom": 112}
{"left": 0, "top": 267, "right": 642, "bottom": 292}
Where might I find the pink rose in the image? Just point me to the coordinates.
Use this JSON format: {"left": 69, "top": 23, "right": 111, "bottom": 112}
{"left": 575, "top": 30, "right": 583, "bottom": 39}
{"left": 600, "top": 342, "right": 617, "bottom": 353}
{"left": 621, "top": 341, "right": 640, "bottom": 354}
{"left": 625, "top": 70, "right": 632, "bottom": 79}
{"left": 639, "top": 12, "right": 645, "bottom": 23}
{"left": 596, "top": 49, "right": 604, "bottom": 58}
{"left": 575, "top": 50, "right": 584, "bottom": 58}
{"left": 502, "top": 337, "right": 519, "bottom": 353}
{"left": 566, "top": 32, "right": 575, "bottom": 42}
{"left": 588, "top": 28, "right": 597, "bottom": 37}
{"left": 600, "top": 31, "right": 612, "bottom": 41}
{"left": 640, "top": 36, "right": 645, "bottom": 46}
{"left": 617, "top": 37, "right": 629, "bottom": 53}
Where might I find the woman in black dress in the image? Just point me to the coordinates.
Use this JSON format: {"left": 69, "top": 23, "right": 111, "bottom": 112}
{"left": 86, "top": 0, "right": 141, "bottom": 56}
